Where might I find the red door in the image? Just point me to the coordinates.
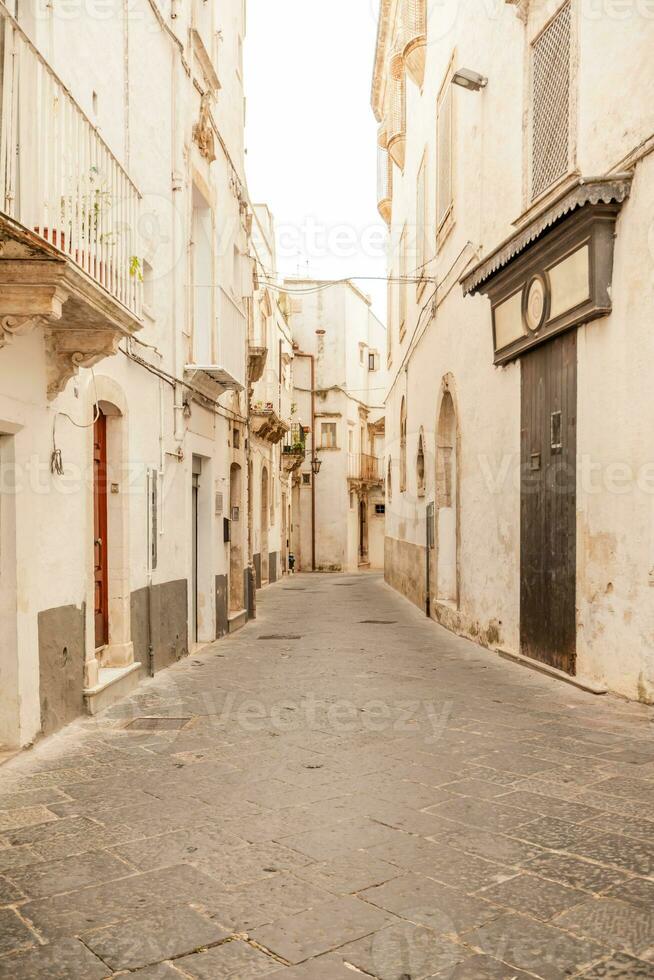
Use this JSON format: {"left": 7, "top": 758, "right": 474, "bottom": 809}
{"left": 94, "top": 411, "right": 109, "bottom": 649}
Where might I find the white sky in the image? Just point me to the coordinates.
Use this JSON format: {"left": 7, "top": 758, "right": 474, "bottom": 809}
{"left": 244, "top": 0, "right": 387, "bottom": 320}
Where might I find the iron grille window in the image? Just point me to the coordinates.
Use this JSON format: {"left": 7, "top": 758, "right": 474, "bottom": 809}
{"left": 436, "top": 83, "right": 453, "bottom": 226}
{"left": 531, "top": 2, "right": 572, "bottom": 200}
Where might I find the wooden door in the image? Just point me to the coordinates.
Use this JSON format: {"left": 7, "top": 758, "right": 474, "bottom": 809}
{"left": 93, "top": 410, "right": 109, "bottom": 649}
{"left": 520, "top": 332, "right": 577, "bottom": 674}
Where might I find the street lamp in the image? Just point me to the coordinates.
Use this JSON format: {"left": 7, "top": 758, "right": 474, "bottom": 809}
{"left": 311, "top": 455, "right": 322, "bottom": 476}
{"left": 452, "top": 68, "right": 488, "bottom": 92}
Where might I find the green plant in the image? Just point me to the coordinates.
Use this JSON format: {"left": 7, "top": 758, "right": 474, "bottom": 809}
{"left": 129, "top": 256, "right": 143, "bottom": 281}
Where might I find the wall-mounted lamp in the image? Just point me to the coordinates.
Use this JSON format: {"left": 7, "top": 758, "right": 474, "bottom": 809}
{"left": 311, "top": 455, "right": 322, "bottom": 476}
{"left": 452, "top": 68, "right": 488, "bottom": 92}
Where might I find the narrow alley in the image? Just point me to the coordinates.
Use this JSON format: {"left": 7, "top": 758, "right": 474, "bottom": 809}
{"left": 0, "top": 575, "right": 653, "bottom": 979}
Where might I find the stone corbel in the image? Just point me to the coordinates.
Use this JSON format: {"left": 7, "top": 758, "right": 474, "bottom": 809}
{"left": 45, "top": 328, "right": 122, "bottom": 400}
{"left": 505, "top": 0, "right": 529, "bottom": 22}
{"left": 193, "top": 92, "right": 217, "bottom": 164}
{"left": 1, "top": 314, "right": 50, "bottom": 349}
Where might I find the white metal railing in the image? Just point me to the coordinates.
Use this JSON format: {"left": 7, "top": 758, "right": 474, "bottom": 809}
{"left": 218, "top": 287, "right": 247, "bottom": 389}
{"left": 0, "top": 8, "right": 141, "bottom": 315}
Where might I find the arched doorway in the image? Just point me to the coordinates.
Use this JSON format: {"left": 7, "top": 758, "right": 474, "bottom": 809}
{"left": 435, "top": 386, "right": 458, "bottom": 605}
{"left": 93, "top": 396, "right": 132, "bottom": 666}
{"left": 261, "top": 466, "right": 269, "bottom": 584}
{"left": 229, "top": 463, "right": 244, "bottom": 612}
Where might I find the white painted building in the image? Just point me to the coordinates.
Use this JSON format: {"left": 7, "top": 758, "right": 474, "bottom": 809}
{"left": 287, "top": 281, "right": 388, "bottom": 573}
{"left": 248, "top": 204, "right": 295, "bottom": 589}
{"left": 373, "top": 0, "right": 654, "bottom": 700}
{"left": 0, "top": 0, "right": 252, "bottom": 747}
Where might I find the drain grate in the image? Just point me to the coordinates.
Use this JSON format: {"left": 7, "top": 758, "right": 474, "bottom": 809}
{"left": 125, "top": 717, "right": 191, "bottom": 731}
{"left": 359, "top": 620, "right": 397, "bottom": 625}
{"left": 258, "top": 634, "right": 303, "bottom": 641}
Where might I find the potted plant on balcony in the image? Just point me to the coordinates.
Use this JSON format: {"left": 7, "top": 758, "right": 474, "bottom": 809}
{"left": 40, "top": 166, "right": 116, "bottom": 285}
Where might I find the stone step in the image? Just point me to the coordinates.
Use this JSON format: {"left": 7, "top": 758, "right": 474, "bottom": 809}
{"left": 84, "top": 663, "right": 142, "bottom": 716}
{"left": 228, "top": 609, "right": 248, "bottom": 634}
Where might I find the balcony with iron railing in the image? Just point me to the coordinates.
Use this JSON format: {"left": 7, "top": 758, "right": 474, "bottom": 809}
{"left": 0, "top": 8, "right": 142, "bottom": 397}
{"left": 282, "top": 423, "right": 306, "bottom": 473}
{"left": 403, "top": 0, "right": 427, "bottom": 88}
{"left": 387, "top": 50, "right": 406, "bottom": 171}
{"left": 348, "top": 452, "right": 382, "bottom": 485}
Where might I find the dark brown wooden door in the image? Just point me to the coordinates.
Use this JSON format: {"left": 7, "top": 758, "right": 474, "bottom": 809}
{"left": 520, "top": 331, "right": 577, "bottom": 674}
{"left": 93, "top": 410, "right": 109, "bottom": 649}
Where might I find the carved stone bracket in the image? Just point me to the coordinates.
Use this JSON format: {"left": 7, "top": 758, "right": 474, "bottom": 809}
{"left": 45, "top": 329, "right": 122, "bottom": 400}
{"left": 1, "top": 314, "right": 49, "bottom": 348}
{"left": 193, "top": 93, "right": 217, "bottom": 164}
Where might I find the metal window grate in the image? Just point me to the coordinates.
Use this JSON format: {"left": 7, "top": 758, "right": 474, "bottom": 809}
{"left": 531, "top": 2, "right": 572, "bottom": 200}
{"left": 389, "top": 54, "right": 406, "bottom": 143}
{"left": 436, "top": 84, "right": 453, "bottom": 225}
{"left": 377, "top": 145, "right": 391, "bottom": 203}
{"left": 406, "top": 0, "right": 426, "bottom": 35}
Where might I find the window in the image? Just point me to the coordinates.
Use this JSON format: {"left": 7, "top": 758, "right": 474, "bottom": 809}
{"left": 348, "top": 427, "right": 354, "bottom": 453}
{"left": 375, "top": 503, "right": 386, "bottom": 516}
{"left": 416, "top": 152, "right": 428, "bottom": 293}
{"left": 400, "top": 397, "right": 407, "bottom": 492}
{"left": 436, "top": 74, "right": 453, "bottom": 229}
{"left": 359, "top": 344, "right": 366, "bottom": 365}
{"left": 320, "top": 422, "right": 337, "bottom": 449}
{"left": 531, "top": 1, "right": 572, "bottom": 200}
{"left": 368, "top": 351, "right": 379, "bottom": 371}
{"left": 302, "top": 472, "right": 311, "bottom": 486}
{"left": 399, "top": 226, "right": 408, "bottom": 340}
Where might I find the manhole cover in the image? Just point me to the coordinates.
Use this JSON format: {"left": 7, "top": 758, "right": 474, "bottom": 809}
{"left": 125, "top": 717, "right": 191, "bottom": 731}
{"left": 359, "top": 620, "right": 397, "bottom": 625}
{"left": 258, "top": 634, "right": 302, "bottom": 641}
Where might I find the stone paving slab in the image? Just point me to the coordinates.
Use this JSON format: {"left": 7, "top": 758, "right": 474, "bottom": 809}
{"left": 81, "top": 904, "right": 230, "bottom": 971}
{"left": 0, "top": 937, "right": 109, "bottom": 980}
{"left": 0, "top": 572, "right": 652, "bottom": 979}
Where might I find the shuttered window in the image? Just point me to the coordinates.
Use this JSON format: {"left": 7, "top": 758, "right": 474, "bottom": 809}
{"left": 416, "top": 152, "right": 428, "bottom": 290}
{"left": 531, "top": 1, "right": 572, "bottom": 200}
{"left": 436, "top": 83, "right": 453, "bottom": 227}
{"left": 399, "top": 226, "right": 408, "bottom": 340}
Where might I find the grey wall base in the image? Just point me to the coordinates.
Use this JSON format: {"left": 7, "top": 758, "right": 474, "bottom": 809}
{"left": 269, "top": 552, "right": 278, "bottom": 584}
{"left": 215, "top": 574, "right": 228, "bottom": 638}
{"left": 38, "top": 604, "right": 86, "bottom": 736}
{"left": 131, "top": 579, "right": 188, "bottom": 675}
{"left": 253, "top": 553, "right": 261, "bottom": 589}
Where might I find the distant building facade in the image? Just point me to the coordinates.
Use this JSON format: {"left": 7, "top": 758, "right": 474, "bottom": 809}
{"left": 373, "top": 0, "right": 654, "bottom": 700}
{"left": 249, "top": 205, "right": 296, "bottom": 592}
{"left": 287, "top": 282, "right": 388, "bottom": 573}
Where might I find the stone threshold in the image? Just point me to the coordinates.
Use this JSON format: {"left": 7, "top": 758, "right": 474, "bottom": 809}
{"left": 228, "top": 608, "right": 248, "bottom": 634}
{"left": 497, "top": 648, "right": 608, "bottom": 695}
{"left": 84, "top": 662, "right": 142, "bottom": 716}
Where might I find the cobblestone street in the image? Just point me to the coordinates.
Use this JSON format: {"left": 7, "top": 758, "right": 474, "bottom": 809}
{"left": 0, "top": 573, "right": 653, "bottom": 979}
